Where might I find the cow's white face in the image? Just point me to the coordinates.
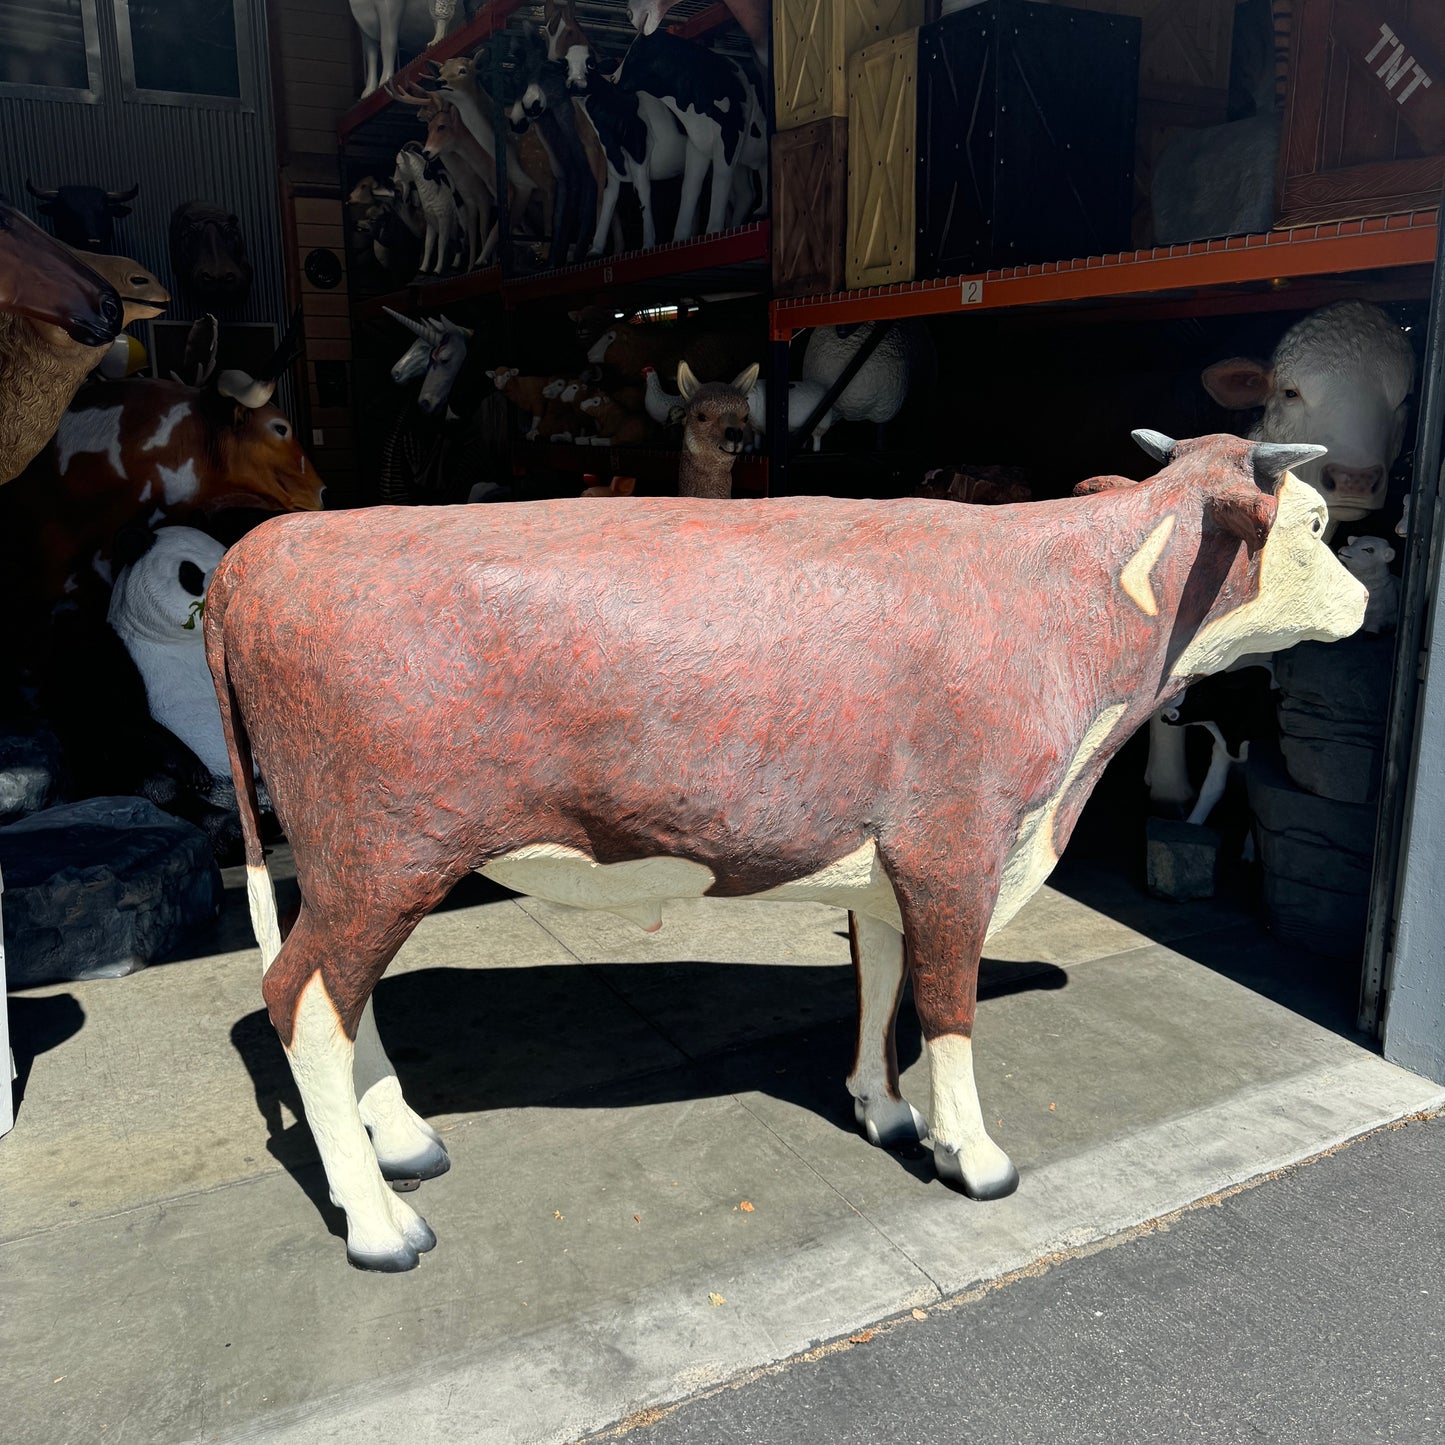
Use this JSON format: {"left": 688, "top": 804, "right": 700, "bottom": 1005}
{"left": 1204, "top": 302, "right": 1415, "bottom": 525}
{"left": 563, "top": 44, "right": 591, "bottom": 91}
{"left": 1171, "top": 474, "right": 1367, "bottom": 679}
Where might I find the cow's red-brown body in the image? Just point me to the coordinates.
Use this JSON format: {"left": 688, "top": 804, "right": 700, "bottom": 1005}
{"left": 206, "top": 434, "right": 1366, "bottom": 1270}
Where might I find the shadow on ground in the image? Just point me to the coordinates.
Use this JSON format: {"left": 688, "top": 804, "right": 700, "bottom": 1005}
{"left": 228, "top": 956, "right": 1068, "bottom": 1229}
{"left": 6, "top": 992, "right": 85, "bottom": 1112}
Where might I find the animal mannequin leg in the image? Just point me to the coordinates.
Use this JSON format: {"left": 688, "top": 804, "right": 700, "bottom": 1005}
{"left": 360, "top": 32, "right": 381, "bottom": 97}
{"left": 892, "top": 862, "right": 1018, "bottom": 1199}
{"left": 589, "top": 171, "right": 623, "bottom": 258}
{"left": 633, "top": 162, "right": 656, "bottom": 249}
{"left": 674, "top": 142, "right": 710, "bottom": 243}
{"left": 354, "top": 997, "right": 450, "bottom": 1181}
{"left": 1145, "top": 708, "right": 1194, "bottom": 812}
{"left": 262, "top": 909, "right": 438, "bottom": 1270}
{"left": 1185, "top": 723, "right": 1235, "bottom": 827}
{"left": 704, "top": 139, "right": 734, "bottom": 235}
{"left": 378, "top": 0, "right": 404, "bottom": 90}
{"left": 847, "top": 912, "right": 927, "bottom": 1148}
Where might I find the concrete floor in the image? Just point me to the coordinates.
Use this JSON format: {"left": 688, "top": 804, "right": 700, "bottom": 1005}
{"left": 2, "top": 850, "right": 1440, "bottom": 1445}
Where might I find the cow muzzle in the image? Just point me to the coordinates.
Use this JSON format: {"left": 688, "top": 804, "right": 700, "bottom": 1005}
{"left": 1320, "top": 463, "right": 1385, "bottom": 500}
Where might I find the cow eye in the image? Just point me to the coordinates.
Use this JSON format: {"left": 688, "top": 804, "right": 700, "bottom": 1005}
{"left": 1310, "top": 516, "right": 1323, "bottom": 535}
{"left": 1283, "top": 388, "right": 1300, "bottom": 400}
{"left": 270, "top": 420, "right": 290, "bottom": 439}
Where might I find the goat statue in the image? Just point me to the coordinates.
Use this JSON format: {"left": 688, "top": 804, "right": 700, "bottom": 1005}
{"left": 676, "top": 359, "right": 759, "bottom": 498}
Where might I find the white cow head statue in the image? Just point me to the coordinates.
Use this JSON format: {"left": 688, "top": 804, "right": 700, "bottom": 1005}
{"left": 1202, "top": 301, "right": 1415, "bottom": 528}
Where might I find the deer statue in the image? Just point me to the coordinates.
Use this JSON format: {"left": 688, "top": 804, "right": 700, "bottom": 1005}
{"left": 675, "top": 360, "right": 759, "bottom": 498}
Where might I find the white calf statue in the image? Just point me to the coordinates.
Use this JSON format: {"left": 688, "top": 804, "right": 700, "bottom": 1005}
{"left": 108, "top": 526, "right": 230, "bottom": 793}
{"left": 1338, "top": 536, "right": 1399, "bottom": 635}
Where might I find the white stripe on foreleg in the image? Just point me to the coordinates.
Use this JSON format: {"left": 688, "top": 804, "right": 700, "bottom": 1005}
{"left": 288, "top": 973, "right": 437, "bottom": 1271}
{"left": 353, "top": 997, "right": 450, "bottom": 1181}
{"left": 847, "top": 913, "right": 927, "bottom": 1149}
{"left": 925, "top": 1033, "right": 1018, "bottom": 1200}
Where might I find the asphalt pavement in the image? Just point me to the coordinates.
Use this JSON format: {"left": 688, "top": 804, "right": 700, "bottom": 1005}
{"left": 600, "top": 1113, "right": 1445, "bottom": 1445}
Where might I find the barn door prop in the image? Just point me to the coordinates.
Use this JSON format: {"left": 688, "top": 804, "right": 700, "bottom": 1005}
{"left": 914, "top": 1, "right": 1140, "bottom": 281}
{"left": 1277, "top": 0, "right": 1445, "bottom": 226}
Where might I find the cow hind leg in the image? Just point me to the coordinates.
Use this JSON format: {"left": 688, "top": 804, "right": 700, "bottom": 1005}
{"left": 263, "top": 909, "right": 439, "bottom": 1271}
{"left": 897, "top": 881, "right": 1018, "bottom": 1200}
{"left": 847, "top": 912, "right": 926, "bottom": 1149}
{"left": 354, "top": 996, "right": 450, "bottom": 1183}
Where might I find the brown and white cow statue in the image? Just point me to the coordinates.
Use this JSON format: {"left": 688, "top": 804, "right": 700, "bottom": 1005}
{"left": 206, "top": 430, "right": 1365, "bottom": 1270}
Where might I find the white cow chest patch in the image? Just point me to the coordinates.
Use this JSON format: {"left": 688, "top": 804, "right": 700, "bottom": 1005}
{"left": 480, "top": 839, "right": 904, "bottom": 934}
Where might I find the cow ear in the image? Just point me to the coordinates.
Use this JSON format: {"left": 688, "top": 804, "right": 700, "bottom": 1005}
{"left": 677, "top": 360, "right": 700, "bottom": 401}
{"left": 113, "top": 525, "right": 156, "bottom": 571}
{"left": 1202, "top": 357, "right": 1274, "bottom": 410}
{"left": 1073, "top": 474, "right": 1137, "bottom": 497}
{"left": 1207, "top": 490, "right": 1278, "bottom": 554}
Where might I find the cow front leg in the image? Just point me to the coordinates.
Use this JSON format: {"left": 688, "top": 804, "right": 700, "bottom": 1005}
{"left": 264, "top": 917, "right": 437, "bottom": 1270}
{"left": 354, "top": 997, "right": 450, "bottom": 1184}
{"left": 847, "top": 912, "right": 927, "bottom": 1149}
{"left": 897, "top": 877, "right": 1018, "bottom": 1200}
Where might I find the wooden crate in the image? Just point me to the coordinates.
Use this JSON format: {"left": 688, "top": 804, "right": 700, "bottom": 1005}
{"left": 1071, "top": 0, "right": 1236, "bottom": 120}
{"left": 847, "top": 30, "right": 918, "bottom": 289}
{"left": 1278, "top": 0, "right": 1445, "bottom": 225}
{"left": 773, "top": 118, "right": 849, "bottom": 297}
{"left": 775, "top": 0, "right": 925, "bottom": 130}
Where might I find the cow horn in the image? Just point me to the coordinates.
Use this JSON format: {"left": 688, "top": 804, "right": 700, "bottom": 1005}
{"left": 1253, "top": 442, "right": 1327, "bottom": 486}
{"left": 1131, "top": 429, "right": 1177, "bottom": 464}
{"left": 106, "top": 183, "right": 140, "bottom": 203}
{"left": 217, "top": 369, "right": 275, "bottom": 409}
{"left": 25, "top": 179, "right": 59, "bottom": 202}
{"left": 384, "top": 306, "right": 441, "bottom": 341}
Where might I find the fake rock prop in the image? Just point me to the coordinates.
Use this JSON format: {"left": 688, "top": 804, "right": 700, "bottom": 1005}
{"left": 0, "top": 797, "right": 221, "bottom": 985}
{"left": 205, "top": 432, "right": 1365, "bottom": 1271}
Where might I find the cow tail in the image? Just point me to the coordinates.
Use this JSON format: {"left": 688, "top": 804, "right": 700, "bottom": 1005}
{"left": 204, "top": 572, "right": 283, "bottom": 974}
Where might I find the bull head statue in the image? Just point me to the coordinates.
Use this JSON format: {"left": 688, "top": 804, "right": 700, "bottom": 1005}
{"left": 26, "top": 180, "right": 139, "bottom": 252}
{"left": 169, "top": 200, "right": 253, "bottom": 307}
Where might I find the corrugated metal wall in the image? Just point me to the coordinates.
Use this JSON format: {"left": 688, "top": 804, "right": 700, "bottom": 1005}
{"left": 0, "top": 1, "right": 291, "bottom": 362}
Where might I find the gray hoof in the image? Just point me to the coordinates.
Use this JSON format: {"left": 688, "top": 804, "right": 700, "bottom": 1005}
{"left": 853, "top": 1095, "right": 928, "bottom": 1151}
{"left": 935, "top": 1147, "right": 1020, "bottom": 1201}
{"left": 379, "top": 1138, "right": 451, "bottom": 1185}
{"left": 347, "top": 1241, "right": 421, "bottom": 1273}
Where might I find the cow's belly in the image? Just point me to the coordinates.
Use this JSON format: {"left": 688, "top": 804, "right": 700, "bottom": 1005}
{"left": 479, "top": 838, "right": 904, "bottom": 933}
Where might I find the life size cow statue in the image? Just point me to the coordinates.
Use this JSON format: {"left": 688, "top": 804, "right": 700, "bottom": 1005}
{"left": 206, "top": 431, "right": 1365, "bottom": 1271}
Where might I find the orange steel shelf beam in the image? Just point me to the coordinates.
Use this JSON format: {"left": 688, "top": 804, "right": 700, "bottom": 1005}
{"left": 770, "top": 211, "right": 1439, "bottom": 339}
